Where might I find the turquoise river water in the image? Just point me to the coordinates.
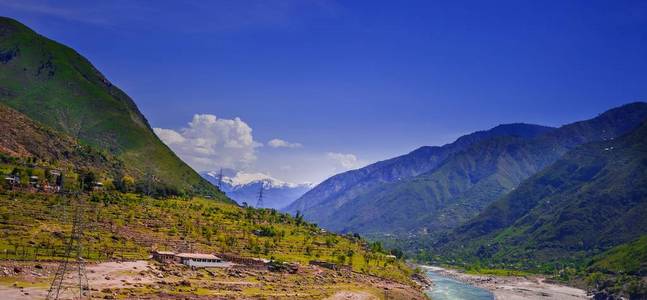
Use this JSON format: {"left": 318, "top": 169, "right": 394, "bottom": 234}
{"left": 424, "top": 269, "right": 494, "bottom": 300}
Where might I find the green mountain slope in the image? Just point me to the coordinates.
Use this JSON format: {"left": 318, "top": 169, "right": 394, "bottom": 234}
{"left": 0, "top": 17, "right": 221, "bottom": 197}
{"left": 309, "top": 103, "right": 647, "bottom": 236}
{"left": 442, "top": 119, "right": 647, "bottom": 264}
{"left": 0, "top": 103, "right": 124, "bottom": 175}
{"left": 590, "top": 235, "right": 647, "bottom": 276}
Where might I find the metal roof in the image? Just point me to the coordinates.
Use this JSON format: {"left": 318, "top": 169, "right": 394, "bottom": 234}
{"left": 175, "top": 253, "right": 221, "bottom": 260}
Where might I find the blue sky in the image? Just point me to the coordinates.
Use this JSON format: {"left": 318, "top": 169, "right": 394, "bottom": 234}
{"left": 2, "top": 0, "right": 646, "bottom": 183}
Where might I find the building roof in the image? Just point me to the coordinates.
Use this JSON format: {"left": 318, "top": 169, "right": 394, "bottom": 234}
{"left": 176, "top": 253, "right": 221, "bottom": 260}
{"left": 153, "top": 251, "right": 176, "bottom": 255}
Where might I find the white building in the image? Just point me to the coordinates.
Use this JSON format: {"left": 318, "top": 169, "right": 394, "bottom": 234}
{"left": 175, "top": 253, "right": 223, "bottom": 267}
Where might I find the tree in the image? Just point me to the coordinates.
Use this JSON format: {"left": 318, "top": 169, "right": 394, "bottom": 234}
{"left": 295, "top": 211, "right": 304, "bottom": 225}
{"left": 263, "top": 240, "right": 272, "bottom": 255}
{"left": 121, "top": 175, "right": 135, "bottom": 192}
{"left": 586, "top": 272, "right": 604, "bottom": 290}
{"left": 79, "top": 170, "right": 96, "bottom": 191}
{"left": 370, "top": 241, "right": 384, "bottom": 253}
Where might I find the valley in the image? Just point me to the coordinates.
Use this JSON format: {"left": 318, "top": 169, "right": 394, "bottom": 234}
{"left": 1, "top": 2, "right": 647, "bottom": 299}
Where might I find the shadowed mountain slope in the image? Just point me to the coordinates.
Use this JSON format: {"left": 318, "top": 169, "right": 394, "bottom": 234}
{"left": 440, "top": 118, "right": 647, "bottom": 263}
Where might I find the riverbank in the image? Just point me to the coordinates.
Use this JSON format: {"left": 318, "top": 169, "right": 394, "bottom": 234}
{"left": 422, "top": 265, "right": 589, "bottom": 300}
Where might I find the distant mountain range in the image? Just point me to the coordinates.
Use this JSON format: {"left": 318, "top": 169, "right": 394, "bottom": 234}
{"left": 285, "top": 103, "right": 647, "bottom": 238}
{"left": 202, "top": 170, "right": 313, "bottom": 209}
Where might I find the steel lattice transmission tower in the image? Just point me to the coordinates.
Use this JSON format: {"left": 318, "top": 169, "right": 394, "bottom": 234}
{"left": 217, "top": 168, "right": 224, "bottom": 189}
{"left": 46, "top": 193, "right": 90, "bottom": 300}
{"left": 256, "top": 183, "right": 264, "bottom": 208}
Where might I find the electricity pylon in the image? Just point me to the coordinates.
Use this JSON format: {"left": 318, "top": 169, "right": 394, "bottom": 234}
{"left": 46, "top": 194, "right": 90, "bottom": 300}
{"left": 256, "top": 183, "right": 264, "bottom": 208}
{"left": 217, "top": 168, "right": 223, "bottom": 189}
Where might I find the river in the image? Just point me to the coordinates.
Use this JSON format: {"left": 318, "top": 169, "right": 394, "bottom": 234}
{"left": 424, "top": 269, "right": 494, "bottom": 300}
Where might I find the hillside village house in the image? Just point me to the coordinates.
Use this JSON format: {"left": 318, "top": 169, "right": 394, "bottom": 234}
{"left": 151, "top": 251, "right": 224, "bottom": 267}
{"left": 151, "top": 251, "right": 175, "bottom": 263}
{"left": 4, "top": 175, "right": 19, "bottom": 186}
{"left": 176, "top": 253, "right": 223, "bottom": 267}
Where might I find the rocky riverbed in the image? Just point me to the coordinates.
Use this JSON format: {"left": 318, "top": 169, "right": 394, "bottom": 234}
{"left": 421, "top": 265, "right": 590, "bottom": 300}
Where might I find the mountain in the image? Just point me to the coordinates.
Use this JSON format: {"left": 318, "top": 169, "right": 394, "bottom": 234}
{"left": 285, "top": 123, "right": 554, "bottom": 219}
{"left": 0, "top": 17, "right": 221, "bottom": 197}
{"left": 0, "top": 103, "right": 125, "bottom": 177}
{"left": 202, "top": 170, "right": 313, "bottom": 209}
{"left": 440, "top": 118, "right": 647, "bottom": 264}
{"left": 286, "top": 103, "right": 647, "bottom": 236}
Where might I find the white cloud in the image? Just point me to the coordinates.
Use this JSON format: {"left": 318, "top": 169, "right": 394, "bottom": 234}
{"left": 326, "top": 152, "right": 361, "bottom": 170}
{"left": 153, "top": 128, "right": 186, "bottom": 144}
{"left": 154, "top": 114, "right": 260, "bottom": 171}
{"left": 267, "top": 138, "right": 302, "bottom": 148}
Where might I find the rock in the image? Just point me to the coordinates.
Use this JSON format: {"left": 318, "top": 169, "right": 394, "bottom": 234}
{"left": 104, "top": 276, "right": 111, "bottom": 280}
{"left": 13, "top": 267, "right": 22, "bottom": 273}
{"left": 34, "top": 264, "right": 43, "bottom": 269}
{"left": 179, "top": 280, "right": 191, "bottom": 287}
{"left": 593, "top": 292, "right": 616, "bottom": 300}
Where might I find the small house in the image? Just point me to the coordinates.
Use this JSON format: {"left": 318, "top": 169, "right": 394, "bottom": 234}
{"left": 175, "top": 253, "right": 223, "bottom": 267}
{"left": 4, "top": 175, "right": 19, "bottom": 186}
{"left": 151, "top": 251, "right": 176, "bottom": 262}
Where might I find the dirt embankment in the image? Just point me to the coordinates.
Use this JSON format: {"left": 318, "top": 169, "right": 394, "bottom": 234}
{"left": 0, "top": 260, "right": 427, "bottom": 299}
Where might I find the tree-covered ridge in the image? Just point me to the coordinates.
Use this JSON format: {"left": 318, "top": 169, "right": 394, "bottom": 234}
{"left": 0, "top": 17, "right": 219, "bottom": 197}
{"left": 444, "top": 120, "right": 647, "bottom": 262}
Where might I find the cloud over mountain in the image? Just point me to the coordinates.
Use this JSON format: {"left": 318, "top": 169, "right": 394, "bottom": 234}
{"left": 326, "top": 152, "right": 361, "bottom": 170}
{"left": 154, "top": 114, "right": 260, "bottom": 171}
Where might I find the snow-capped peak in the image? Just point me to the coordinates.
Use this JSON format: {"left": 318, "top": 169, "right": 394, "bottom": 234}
{"left": 207, "top": 170, "right": 312, "bottom": 189}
